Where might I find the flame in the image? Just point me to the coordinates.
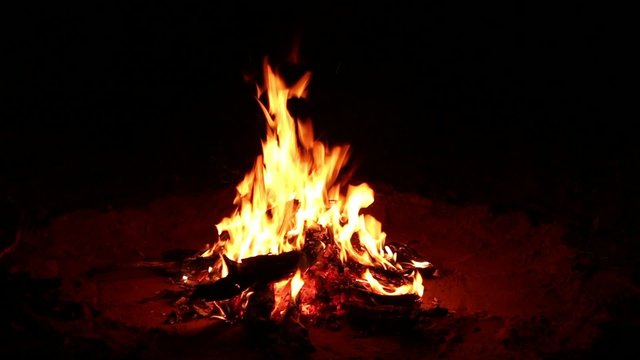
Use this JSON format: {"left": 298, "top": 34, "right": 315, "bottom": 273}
{"left": 205, "top": 58, "right": 424, "bottom": 299}
{"left": 290, "top": 269, "right": 304, "bottom": 301}
{"left": 220, "top": 255, "right": 229, "bottom": 278}
{"left": 361, "top": 269, "right": 424, "bottom": 297}
{"left": 411, "top": 260, "right": 432, "bottom": 269}
{"left": 272, "top": 278, "right": 290, "bottom": 317}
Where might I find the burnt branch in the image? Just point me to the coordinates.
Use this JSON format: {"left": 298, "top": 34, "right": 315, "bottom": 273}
{"left": 189, "top": 251, "right": 304, "bottom": 301}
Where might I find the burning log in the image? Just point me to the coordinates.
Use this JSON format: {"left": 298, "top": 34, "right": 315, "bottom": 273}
{"left": 189, "top": 251, "right": 303, "bottom": 301}
{"left": 188, "top": 230, "right": 324, "bottom": 302}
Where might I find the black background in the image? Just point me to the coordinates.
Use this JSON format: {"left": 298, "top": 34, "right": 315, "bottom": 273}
{"left": 3, "top": 2, "right": 630, "bottom": 238}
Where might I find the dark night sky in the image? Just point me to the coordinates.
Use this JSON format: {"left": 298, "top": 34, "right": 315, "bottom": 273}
{"left": 3, "top": 2, "right": 630, "bottom": 233}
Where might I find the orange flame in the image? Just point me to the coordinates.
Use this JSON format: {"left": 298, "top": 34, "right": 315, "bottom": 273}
{"left": 360, "top": 269, "right": 424, "bottom": 297}
{"left": 290, "top": 269, "right": 304, "bottom": 301}
{"left": 205, "top": 58, "right": 424, "bottom": 298}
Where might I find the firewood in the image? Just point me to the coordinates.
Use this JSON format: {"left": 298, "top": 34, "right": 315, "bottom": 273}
{"left": 189, "top": 251, "right": 304, "bottom": 301}
{"left": 127, "top": 248, "right": 214, "bottom": 276}
{"left": 188, "top": 227, "right": 326, "bottom": 302}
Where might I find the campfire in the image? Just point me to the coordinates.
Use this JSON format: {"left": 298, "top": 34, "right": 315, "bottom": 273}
{"left": 162, "top": 59, "right": 437, "bottom": 328}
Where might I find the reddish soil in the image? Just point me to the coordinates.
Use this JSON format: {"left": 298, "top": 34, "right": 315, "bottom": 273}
{"left": 2, "top": 184, "right": 636, "bottom": 359}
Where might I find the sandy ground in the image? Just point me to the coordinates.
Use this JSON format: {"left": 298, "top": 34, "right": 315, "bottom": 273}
{"left": 1, "top": 184, "right": 638, "bottom": 359}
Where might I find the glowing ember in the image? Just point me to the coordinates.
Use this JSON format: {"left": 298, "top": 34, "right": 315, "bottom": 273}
{"left": 189, "top": 58, "right": 430, "bottom": 320}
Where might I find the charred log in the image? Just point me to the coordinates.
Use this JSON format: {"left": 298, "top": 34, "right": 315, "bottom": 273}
{"left": 127, "top": 249, "right": 214, "bottom": 277}
{"left": 244, "top": 283, "right": 276, "bottom": 321}
{"left": 188, "top": 228, "right": 325, "bottom": 302}
{"left": 189, "top": 251, "right": 304, "bottom": 301}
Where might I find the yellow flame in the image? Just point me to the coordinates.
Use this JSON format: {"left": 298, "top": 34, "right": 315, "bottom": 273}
{"left": 361, "top": 269, "right": 424, "bottom": 297}
{"left": 290, "top": 269, "right": 304, "bottom": 301}
{"left": 220, "top": 255, "right": 229, "bottom": 278}
{"left": 207, "top": 58, "right": 425, "bottom": 298}
{"left": 271, "top": 278, "right": 292, "bottom": 319}
{"left": 411, "top": 260, "right": 432, "bottom": 268}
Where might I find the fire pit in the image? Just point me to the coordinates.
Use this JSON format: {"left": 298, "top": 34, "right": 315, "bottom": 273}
{"left": 145, "top": 60, "right": 439, "bottom": 334}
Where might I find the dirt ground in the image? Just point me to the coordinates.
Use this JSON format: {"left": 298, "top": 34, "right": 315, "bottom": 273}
{"left": 2, "top": 183, "right": 637, "bottom": 359}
